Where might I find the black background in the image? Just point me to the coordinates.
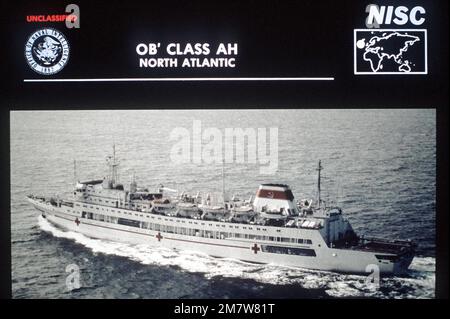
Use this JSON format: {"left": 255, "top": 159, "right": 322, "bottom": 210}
{"left": 0, "top": 0, "right": 448, "bottom": 305}
{"left": 2, "top": 0, "right": 448, "bottom": 108}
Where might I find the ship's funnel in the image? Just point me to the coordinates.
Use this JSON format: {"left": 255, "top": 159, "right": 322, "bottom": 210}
{"left": 253, "top": 184, "right": 298, "bottom": 214}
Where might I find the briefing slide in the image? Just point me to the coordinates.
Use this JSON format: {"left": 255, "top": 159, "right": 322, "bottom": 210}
{"left": 1, "top": 0, "right": 448, "bottom": 309}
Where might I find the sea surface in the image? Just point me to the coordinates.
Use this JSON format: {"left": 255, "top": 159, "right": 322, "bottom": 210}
{"left": 10, "top": 109, "right": 436, "bottom": 298}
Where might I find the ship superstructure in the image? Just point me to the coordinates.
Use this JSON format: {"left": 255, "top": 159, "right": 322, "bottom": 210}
{"left": 27, "top": 148, "right": 416, "bottom": 275}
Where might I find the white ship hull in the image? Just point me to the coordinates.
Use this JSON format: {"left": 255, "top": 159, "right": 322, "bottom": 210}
{"left": 29, "top": 198, "right": 413, "bottom": 275}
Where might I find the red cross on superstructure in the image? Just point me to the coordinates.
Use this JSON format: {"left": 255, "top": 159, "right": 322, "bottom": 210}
{"left": 156, "top": 232, "right": 163, "bottom": 242}
{"left": 251, "top": 243, "right": 260, "bottom": 254}
{"left": 75, "top": 218, "right": 80, "bottom": 226}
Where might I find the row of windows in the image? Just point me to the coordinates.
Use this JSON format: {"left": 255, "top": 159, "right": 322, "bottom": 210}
{"left": 82, "top": 212, "right": 312, "bottom": 245}
{"left": 82, "top": 211, "right": 118, "bottom": 223}
{"left": 79, "top": 196, "right": 150, "bottom": 211}
{"left": 142, "top": 221, "right": 312, "bottom": 244}
{"left": 261, "top": 245, "right": 316, "bottom": 256}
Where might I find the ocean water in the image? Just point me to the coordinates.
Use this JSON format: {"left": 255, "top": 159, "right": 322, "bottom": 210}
{"left": 10, "top": 109, "right": 436, "bottom": 298}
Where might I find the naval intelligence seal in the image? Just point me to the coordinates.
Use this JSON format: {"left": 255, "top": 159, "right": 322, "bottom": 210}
{"left": 25, "top": 28, "right": 70, "bottom": 75}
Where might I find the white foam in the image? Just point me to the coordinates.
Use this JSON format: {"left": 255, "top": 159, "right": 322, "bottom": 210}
{"left": 38, "top": 216, "right": 435, "bottom": 298}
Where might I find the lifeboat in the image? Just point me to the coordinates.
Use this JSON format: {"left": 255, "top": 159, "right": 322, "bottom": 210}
{"left": 229, "top": 205, "right": 256, "bottom": 223}
{"left": 176, "top": 202, "right": 201, "bottom": 218}
{"left": 151, "top": 198, "right": 176, "bottom": 215}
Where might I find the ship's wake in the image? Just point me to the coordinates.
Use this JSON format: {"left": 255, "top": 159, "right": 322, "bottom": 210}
{"left": 38, "top": 216, "right": 435, "bottom": 298}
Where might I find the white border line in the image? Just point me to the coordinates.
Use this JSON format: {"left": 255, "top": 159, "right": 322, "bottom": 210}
{"left": 23, "top": 77, "right": 334, "bottom": 82}
{"left": 353, "top": 28, "right": 427, "bottom": 75}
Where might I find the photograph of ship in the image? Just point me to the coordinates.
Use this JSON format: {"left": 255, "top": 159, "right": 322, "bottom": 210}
{"left": 10, "top": 109, "right": 436, "bottom": 298}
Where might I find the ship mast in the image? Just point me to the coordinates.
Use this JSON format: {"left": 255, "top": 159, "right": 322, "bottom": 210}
{"left": 222, "top": 158, "right": 226, "bottom": 207}
{"left": 107, "top": 144, "right": 120, "bottom": 185}
{"left": 73, "top": 159, "right": 77, "bottom": 185}
{"left": 317, "top": 160, "right": 323, "bottom": 208}
{"left": 112, "top": 144, "right": 116, "bottom": 182}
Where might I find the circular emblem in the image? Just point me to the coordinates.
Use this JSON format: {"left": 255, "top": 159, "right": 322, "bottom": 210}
{"left": 25, "top": 28, "right": 69, "bottom": 75}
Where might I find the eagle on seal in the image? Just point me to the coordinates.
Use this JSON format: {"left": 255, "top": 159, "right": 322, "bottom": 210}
{"left": 33, "top": 36, "right": 62, "bottom": 65}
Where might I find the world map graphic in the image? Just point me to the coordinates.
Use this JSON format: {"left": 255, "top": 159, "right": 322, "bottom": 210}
{"left": 356, "top": 31, "right": 421, "bottom": 73}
